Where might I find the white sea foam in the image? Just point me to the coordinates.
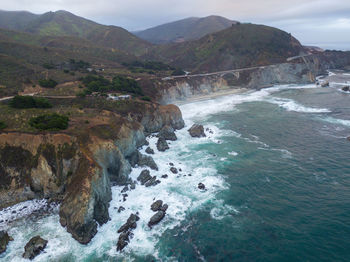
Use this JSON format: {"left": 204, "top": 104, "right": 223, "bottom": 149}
{"left": 319, "top": 117, "right": 350, "bottom": 127}
{"left": 179, "top": 84, "right": 328, "bottom": 120}
{"left": 228, "top": 151, "right": 238, "bottom": 156}
{"left": 267, "top": 97, "right": 331, "bottom": 113}
{"left": 0, "top": 199, "right": 49, "bottom": 231}
{"left": 210, "top": 200, "right": 239, "bottom": 220}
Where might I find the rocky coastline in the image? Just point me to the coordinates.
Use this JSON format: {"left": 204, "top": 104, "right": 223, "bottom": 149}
{"left": 157, "top": 51, "right": 350, "bottom": 104}
{"left": 0, "top": 50, "right": 350, "bottom": 256}
{"left": 0, "top": 103, "right": 184, "bottom": 247}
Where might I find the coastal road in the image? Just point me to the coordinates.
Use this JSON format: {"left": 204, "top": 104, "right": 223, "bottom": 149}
{"left": 162, "top": 54, "right": 314, "bottom": 81}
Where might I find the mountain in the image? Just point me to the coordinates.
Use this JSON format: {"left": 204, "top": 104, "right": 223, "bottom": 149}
{"left": 0, "top": 10, "right": 151, "bottom": 56}
{"left": 0, "top": 10, "right": 39, "bottom": 31}
{"left": 134, "top": 15, "right": 238, "bottom": 44}
{"left": 145, "top": 23, "right": 304, "bottom": 72}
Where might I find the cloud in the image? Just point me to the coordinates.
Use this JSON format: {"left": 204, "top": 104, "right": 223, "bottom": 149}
{"left": 1, "top": 0, "right": 349, "bottom": 49}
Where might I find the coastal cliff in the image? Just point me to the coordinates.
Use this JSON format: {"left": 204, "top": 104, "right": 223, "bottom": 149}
{"left": 0, "top": 104, "right": 184, "bottom": 244}
{"left": 157, "top": 51, "right": 350, "bottom": 104}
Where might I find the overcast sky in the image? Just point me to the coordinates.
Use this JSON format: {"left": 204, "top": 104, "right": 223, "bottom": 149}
{"left": 1, "top": 0, "right": 350, "bottom": 50}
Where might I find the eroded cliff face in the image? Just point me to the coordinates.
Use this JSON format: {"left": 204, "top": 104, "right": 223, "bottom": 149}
{"left": 158, "top": 51, "right": 350, "bottom": 104}
{"left": 0, "top": 104, "right": 184, "bottom": 244}
{"left": 0, "top": 133, "right": 79, "bottom": 208}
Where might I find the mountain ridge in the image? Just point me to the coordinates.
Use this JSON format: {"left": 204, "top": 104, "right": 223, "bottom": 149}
{"left": 134, "top": 15, "right": 238, "bottom": 44}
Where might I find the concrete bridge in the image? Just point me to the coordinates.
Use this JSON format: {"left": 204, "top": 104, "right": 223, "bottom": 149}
{"left": 162, "top": 54, "right": 314, "bottom": 81}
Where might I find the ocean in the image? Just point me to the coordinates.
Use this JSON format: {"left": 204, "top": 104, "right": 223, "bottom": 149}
{"left": 1, "top": 72, "right": 350, "bottom": 261}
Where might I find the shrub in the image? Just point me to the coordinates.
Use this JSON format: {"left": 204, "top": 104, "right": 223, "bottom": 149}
{"left": 80, "top": 74, "right": 144, "bottom": 95}
{"left": 0, "top": 121, "right": 7, "bottom": 130}
{"left": 172, "top": 68, "right": 186, "bottom": 76}
{"left": 141, "top": 96, "right": 151, "bottom": 102}
{"left": 9, "top": 96, "right": 52, "bottom": 109}
{"left": 38, "top": 79, "right": 58, "bottom": 88}
{"left": 29, "top": 113, "right": 69, "bottom": 131}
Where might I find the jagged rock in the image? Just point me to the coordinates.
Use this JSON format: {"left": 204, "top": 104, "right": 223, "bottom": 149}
{"left": 128, "top": 151, "right": 158, "bottom": 170}
{"left": 158, "top": 125, "right": 177, "bottom": 141}
{"left": 148, "top": 211, "right": 166, "bottom": 228}
{"left": 170, "top": 167, "right": 178, "bottom": 174}
{"left": 188, "top": 124, "right": 206, "bottom": 138}
{"left": 157, "top": 137, "right": 169, "bottom": 152}
{"left": 0, "top": 231, "right": 13, "bottom": 254}
{"left": 118, "top": 206, "right": 125, "bottom": 213}
{"left": 117, "top": 214, "right": 140, "bottom": 233}
{"left": 145, "top": 176, "right": 161, "bottom": 187}
{"left": 151, "top": 200, "right": 163, "bottom": 212}
{"left": 137, "top": 170, "right": 152, "bottom": 185}
{"left": 22, "top": 236, "right": 48, "bottom": 260}
{"left": 117, "top": 231, "right": 130, "bottom": 252}
{"left": 122, "top": 194, "right": 128, "bottom": 202}
{"left": 137, "top": 153, "right": 158, "bottom": 170}
{"left": 198, "top": 183, "right": 206, "bottom": 190}
{"left": 145, "top": 147, "right": 154, "bottom": 154}
{"left": 161, "top": 174, "right": 168, "bottom": 179}
{"left": 342, "top": 86, "right": 350, "bottom": 92}
{"left": 160, "top": 204, "right": 168, "bottom": 212}
{"left": 121, "top": 186, "right": 129, "bottom": 193}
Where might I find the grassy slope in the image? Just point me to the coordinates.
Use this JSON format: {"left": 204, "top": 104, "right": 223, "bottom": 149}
{"left": 146, "top": 23, "right": 304, "bottom": 72}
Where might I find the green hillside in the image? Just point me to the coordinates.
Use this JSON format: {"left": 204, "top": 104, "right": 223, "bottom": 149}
{"left": 0, "top": 10, "right": 39, "bottom": 31}
{"left": 146, "top": 23, "right": 304, "bottom": 72}
{"left": 135, "top": 15, "right": 237, "bottom": 44}
{"left": 0, "top": 10, "right": 151, "bottom": 56}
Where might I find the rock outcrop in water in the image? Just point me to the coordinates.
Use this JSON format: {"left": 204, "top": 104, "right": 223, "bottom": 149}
{"left": 158, "top": 125, "right": 177, "bottom": 141}
{"left": 0, "top": 103, "right": 185, "bottom": 245}
{"left": 188, "top": 124, "right": 206, "bottom": 138}
{"left": 157, "top": 137, "right": 169, "bottom": 151}
{"left": 117, "top": 213, "right": 140, "bottom": 251}
{"left": 0, "top": 231, "right": 13, "bottom": 254}
{"left": 22, "top": 236, "right": 47, "bottom": 260}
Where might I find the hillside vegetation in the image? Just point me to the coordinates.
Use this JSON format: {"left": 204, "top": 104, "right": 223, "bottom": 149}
{"left": 145, "top": 23, "right": 304, "bottom": 72}
{"left": 0, "top": 10, "right": 151, "bottom": 56}
{"left": 135, "top": 15, "right": 238, "bottom": 44}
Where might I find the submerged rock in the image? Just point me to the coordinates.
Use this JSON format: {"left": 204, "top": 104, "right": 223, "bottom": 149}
{"left": 157, "top": 137, "right": 169, "bottom": 152}
{"left": 170, "top": 167, "right": 178, "bottom": 174}
{"left": 137, "top": 170, "right": 152, "bottom": 185}
{"left": 145, "top": 147, "right": 154, "bottom": 154}
{"left": 342, "top": 86, "right": 350, "bottom": 92}
{"left": 118, "top": 206, "right": 125, "bottom": 213}
{"left": 321, "top": 81, "right": 329, "bottom": 87}
{"left": 22, "top": 236, "right": 48, "bottom": 260}
{"left": 151, "top": 200, "right": 163, "bottom": 212}
{"left": 198, "top": 183, "right": 206, "bottom": 190}
{"left": 188, "top": 124, "right": 206, "bottom": 138}
{"left": 158, "top": 125, "right": 177, "bottom": 141}
{"left": 148, "top": 211, "right": 166, "bottom": 228}
{"left": 117, "top": 214, "right": 140, "bottom": 233}
{"left": 0, "top": 231, "right": 13, "bottom": 254}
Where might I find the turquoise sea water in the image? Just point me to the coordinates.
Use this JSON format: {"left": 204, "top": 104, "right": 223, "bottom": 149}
{"left": 1, "top": 79, "right": 350, "bottom": 261}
